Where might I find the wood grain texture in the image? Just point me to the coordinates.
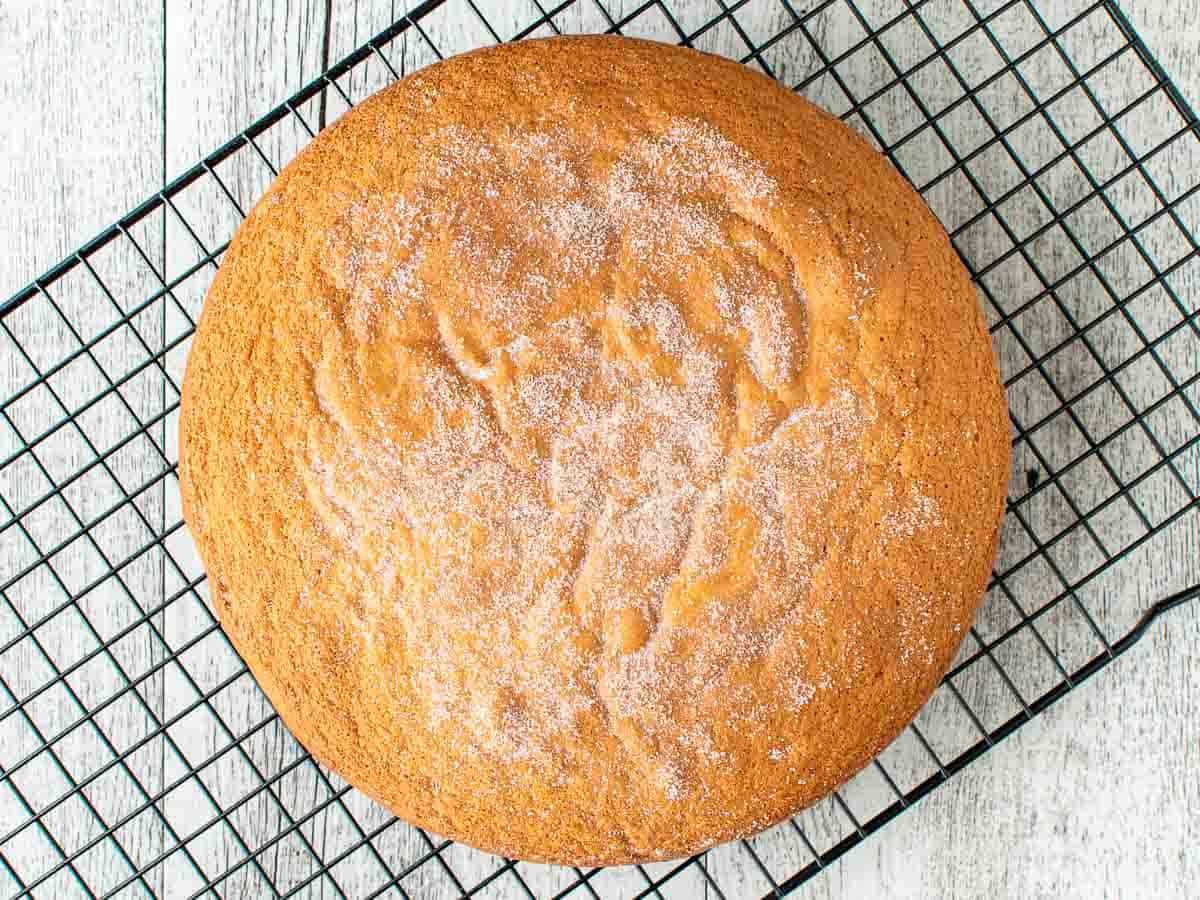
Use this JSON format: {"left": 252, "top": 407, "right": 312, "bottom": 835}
{"left": 164, "top": 6, "right": 343, "bottom": 898}
{"left": 0, "top": 3, "right": 168, "bottom": 899}
{"left": 1, "top": 1, "right": 1197, "bottom": 898}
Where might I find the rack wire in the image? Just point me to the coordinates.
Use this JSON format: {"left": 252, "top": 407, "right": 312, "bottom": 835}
{"left": 1, "top": 1, "right": 1198, "bottom": 897}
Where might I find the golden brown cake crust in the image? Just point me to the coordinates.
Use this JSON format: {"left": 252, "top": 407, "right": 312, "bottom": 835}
{"left": 179, "top": 36, "right": 1010, "bottom": 865}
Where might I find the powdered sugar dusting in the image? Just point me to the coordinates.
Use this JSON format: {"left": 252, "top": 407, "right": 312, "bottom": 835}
{"left": 298, "top": 114, "right": 935, "bottom": 800}
{"left": 881, "top": 482, "right": 943, "bottom": 539}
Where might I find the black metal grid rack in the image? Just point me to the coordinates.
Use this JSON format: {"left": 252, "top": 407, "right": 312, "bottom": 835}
{"left": 1, "top": 1, "right": 1198, "bottom": 897}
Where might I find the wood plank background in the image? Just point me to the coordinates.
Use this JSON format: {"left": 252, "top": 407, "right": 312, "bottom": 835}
{"left": 1, "top": 1, "right": 1197, "bottom": 897}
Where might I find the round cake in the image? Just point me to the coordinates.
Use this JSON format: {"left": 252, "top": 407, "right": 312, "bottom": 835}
{"left": 179, "top": 35, "right": 1010, "bottom": 864}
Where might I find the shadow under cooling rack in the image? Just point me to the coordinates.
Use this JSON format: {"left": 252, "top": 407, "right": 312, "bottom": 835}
{"left": 2, "top": 1, "right": 1199, "bottom": 898}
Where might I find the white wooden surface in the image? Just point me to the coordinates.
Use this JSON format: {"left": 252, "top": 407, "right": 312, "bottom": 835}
{"left": 1, "top": 1, "right": 1198, "bottom": 898}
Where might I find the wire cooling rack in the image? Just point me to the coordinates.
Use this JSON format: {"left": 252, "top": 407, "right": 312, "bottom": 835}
{"left": 2, "top": 1, "right": 1198, "bottom": 898}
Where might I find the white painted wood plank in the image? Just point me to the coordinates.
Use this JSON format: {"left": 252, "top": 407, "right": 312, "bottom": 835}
{"left": 163, "top": 5, "right": 337, "bottom": 898}
{"left": 0, "top": 3, "right": 167, "bottom": 899}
